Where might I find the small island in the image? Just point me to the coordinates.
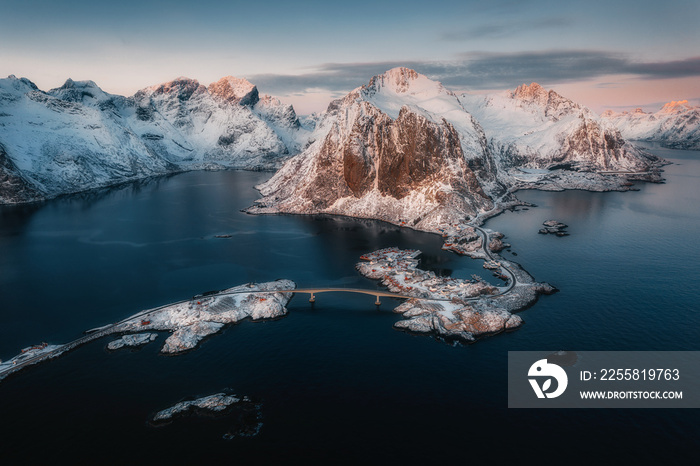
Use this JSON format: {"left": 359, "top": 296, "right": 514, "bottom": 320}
{"left": 539, "top": 220, "right": 569, "bottom": 236}
{"left": 152, "top": 392, "right": 263, "bottom": 439}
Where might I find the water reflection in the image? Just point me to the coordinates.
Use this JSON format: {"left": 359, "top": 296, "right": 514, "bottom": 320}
{"left": 519, "top": 188, "right": 614, "bottom": 222}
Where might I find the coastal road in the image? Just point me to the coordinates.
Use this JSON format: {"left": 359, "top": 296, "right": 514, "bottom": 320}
{"left": 473, "top": 225, "right": 518, "bottom": 295}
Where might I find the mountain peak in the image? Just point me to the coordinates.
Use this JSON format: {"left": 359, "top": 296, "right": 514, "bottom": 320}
{"left": 509, "top": 82, "right": 583, "bottom": 119}
{"left": 366, "top": 67, "right": 444, "bottom": 96}
{"left": 148, "top": 77, "right": 205, "bottom": 101}
{"left": 57, "top": 78, "right": 101, "bottom": 91}
{"left": 1, "top": 75, "right": 38, "bottom": 92}
{"left": 47, "top": 78, "right": 109, "bottom": 102}
{"left": 512, "top": 83, "right": 547, "bottom": 101}
{"left": 208, "top": 76, "right": 259, "bottom": 106}
{"left": 661, "top": 100, "right": 692, "bottom": 113}
{"left": 380, "top": 67, "right": 420, "bottom": 89}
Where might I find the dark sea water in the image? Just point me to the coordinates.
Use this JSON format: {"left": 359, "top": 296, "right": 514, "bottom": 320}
{"left": 1, "top": 146, "right": 698, "bottom": 464}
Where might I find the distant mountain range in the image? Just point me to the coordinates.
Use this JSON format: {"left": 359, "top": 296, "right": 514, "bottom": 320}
{"left": 0, "top": 69, "right": 675, "bottom": 210}
{"left": 602, "top": 100, "right": 700, "bottom": 150}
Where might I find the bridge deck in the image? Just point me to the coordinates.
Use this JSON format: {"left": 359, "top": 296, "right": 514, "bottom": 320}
{"left": 291, "top": 288, "right": 414, "bottom": 299}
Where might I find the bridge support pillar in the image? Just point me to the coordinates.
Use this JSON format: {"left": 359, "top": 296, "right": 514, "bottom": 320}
{"left": 309, "top": 293, "right": 315, "bottom": 304}
{"left": 375, "top": 296, "right": 381, "bottom": 307}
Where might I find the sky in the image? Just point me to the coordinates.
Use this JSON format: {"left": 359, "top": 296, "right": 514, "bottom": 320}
{"left": 1, "top": 0, "right": 698, "bottom": 114}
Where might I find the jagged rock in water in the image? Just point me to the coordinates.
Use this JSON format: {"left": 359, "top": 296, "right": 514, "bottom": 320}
{"left": 539, "top": 220, "right": 569, "bottom": 236}
{"left": 152, "top": 392, "right": 263, "bottom": 438}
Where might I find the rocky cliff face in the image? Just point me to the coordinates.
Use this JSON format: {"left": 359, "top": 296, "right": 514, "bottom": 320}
{"left": 602, "top": 100, "right": 700, "bottom": 150}
{"left": 0, "top": 74, "right": 310, "bottom": 204}
{"left": 0, "top": 142, "right": 42, "bottom": 204}
{"left": 248, "top": 68, "right": 499, "bottom": 230}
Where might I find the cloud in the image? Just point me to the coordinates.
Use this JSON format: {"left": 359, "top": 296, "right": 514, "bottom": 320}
{"left": 593, "top": 82, "right": 623, "bottom": 89}
{"left": 441, "top": 17, "right": 574, "bottom": 41}
{"left": 625, "top": 57, "right": 700, "bottom": 78}
{"left": 248, "top": 51, "right": 700, "bottom": 97}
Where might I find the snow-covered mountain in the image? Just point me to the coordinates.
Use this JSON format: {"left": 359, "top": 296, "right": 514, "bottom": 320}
{"left": 601, "top": 101, "right": 700, "bottom": 150}
{"left": 0, "top": 75, "right": 310, "bottom": 204}
{"left": 459, "top": 83, "right": 659, "bottom": 190}
{"left": 248, "top": 68, "right": 504, "bottom": 230}
{"left": 1, "top": 70, "right": 666, "bottom": 208}
{"left": 248, "top": 69, "right": 662, "bottom": 230}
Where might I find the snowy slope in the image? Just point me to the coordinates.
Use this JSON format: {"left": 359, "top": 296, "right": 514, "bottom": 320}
{"left": 458, "top": 83, "right": 663, "bottom": 191}
{"left": 0, "top": 76, "right": 174, "bottom": 200}
{"left": 0, "top": 75, "right": 310, "bottom": 204}
{"left": 601, "top": 101, "right": 700, "bottom": 150}
{"left": 459, "top": 83, "right": 656, "bottom": 172}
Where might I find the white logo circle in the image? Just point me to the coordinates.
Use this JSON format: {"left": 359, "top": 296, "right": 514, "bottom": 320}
{"left": 528, "top": 359, "right": 568, "bottom": 399}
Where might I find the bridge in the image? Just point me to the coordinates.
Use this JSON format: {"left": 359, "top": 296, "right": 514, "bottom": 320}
{"left": 597, "top": 169, "right": 653, "bottom": 175}
{"left": 289, "top": 288, "right": 445, "bottom": 305}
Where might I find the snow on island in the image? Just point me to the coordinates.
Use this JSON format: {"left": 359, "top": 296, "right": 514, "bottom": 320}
{"left": 106, "top": 333, "right": 158, "bottom": 350}
{"left": 0, "top": 343, "right": 65, "bottom": 375}
{"left": 153, "top": 393, "right": 248, "bottom": 420}
{"left": 0, "top": 280, "right": 296, "bottom": 382}
{"left": 357, "top": 247, "right": 555, "bottom": 342}
{"left": 111, "top": 279, "right": 295, "bottom": 354}
{"left": 151, "top": 392, "right": 263, "bottom": 438}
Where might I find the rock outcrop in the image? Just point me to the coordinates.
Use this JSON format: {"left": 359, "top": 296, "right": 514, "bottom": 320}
{"left": 355, "top": 247, "right": 553, "bottom": 342}
{"left": 152, "top": 392, "right": 263, "bottom": 438}
{"left": 106, "top": 333, "right": 158, "bottom": 350}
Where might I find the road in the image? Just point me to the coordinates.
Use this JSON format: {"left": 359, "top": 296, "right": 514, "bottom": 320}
{"left": 472, "top": 225, "right": 518, "bottom": 295}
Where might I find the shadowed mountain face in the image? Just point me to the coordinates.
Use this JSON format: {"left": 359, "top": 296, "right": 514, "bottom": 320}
{"left": 0, "top": 143, "right": 42, "bottom": 204}
{"left": 314, "top": 104, "right": 485, "bottom": 203}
